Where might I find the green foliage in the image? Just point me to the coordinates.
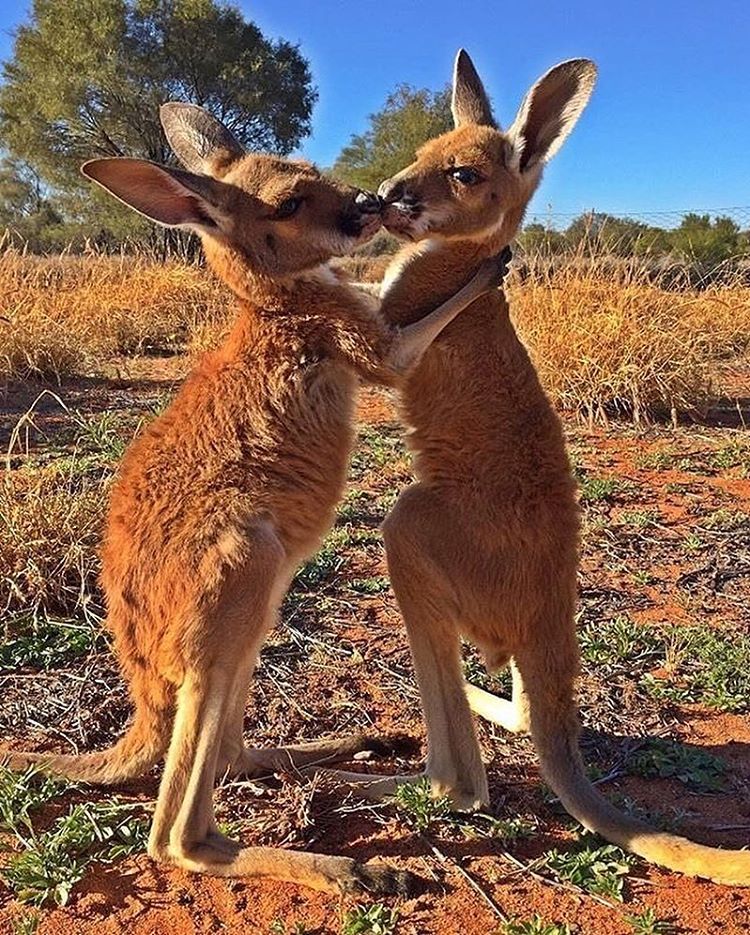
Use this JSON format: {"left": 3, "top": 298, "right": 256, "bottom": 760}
{"left": 341, "top": 904, "right": 399, "bottom": 935}
{"left": 0, "top": 615, "right": 98, "bottom": 670}
{"left": 626, "top": 738, "right": 728, "bottom": 792}
{"left": 671, "top": 213, "right": 746, "bottom": 265}
{"left": 269, "top": 921, "right": 315, "bottom": 935}
{"left": 392, "top": 777, "right": 452, "bottom": 832}
{"left": 503, "top": 919, "right": 572, "bottom": 935}
{"left": 578, "top": 475, "right": 621, "bottom": 503}
{"left": 11, "top": 914, "right": 41, "bottom": 935}
{"left": 334, "top": 85, "right": 452, "bottom": 192}
{"left": 626, "top": 908, "right": 676, "bottom": 934}
{"left": 348, "top": 576, "right": 390, "bottom": 595}
{"left": 0, "top": 767, "right": 69, "bottom": 836}
{"left": 580, "top": 616, "right": 750, "bottom": 713}
{"left": 2, "top": 798, "right": 149, "bottom": 906}
{"left": 0, "top": 0, "right": 316, "bottom": 245}
{"left": 543, "top": 834, "right": 633, "bottom": 900}
{"left": 522, "top": 210, "right": 749, "bottom": 262}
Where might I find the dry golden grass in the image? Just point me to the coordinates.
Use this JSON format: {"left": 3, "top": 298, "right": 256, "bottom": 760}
{"left": 0, "top": 248, "right": 230, "bottom": 382}
{"left": 508, "top": 259, "right": 750, "bottom": 419}
{"left": 1, "top": 461, "right": 107, "bottom": 616}
{"left": 1, "top": 248, "right": 749, "bottom": 419}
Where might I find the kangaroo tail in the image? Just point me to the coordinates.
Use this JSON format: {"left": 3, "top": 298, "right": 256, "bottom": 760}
{"left": 2, "top": 681, "right": 172, "bottom": 785}
{"left": 523, "top": 668, "right": 750, "bottom": 886}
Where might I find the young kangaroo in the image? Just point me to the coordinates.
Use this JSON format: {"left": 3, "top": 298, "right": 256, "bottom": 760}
{"left": 2, "top": 103, "right": 506, "bottom": 893}
{"left": 326, "top": 52, "right": 750, "bottom": 886}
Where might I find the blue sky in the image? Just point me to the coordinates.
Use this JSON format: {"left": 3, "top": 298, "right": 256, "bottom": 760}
{"left": 1, "top": 0, "right": 748, "bottom": 220}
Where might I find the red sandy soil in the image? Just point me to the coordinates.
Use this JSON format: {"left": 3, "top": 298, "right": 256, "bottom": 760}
{"left": 2, "top": 380, "right": 750, "bottom": 935}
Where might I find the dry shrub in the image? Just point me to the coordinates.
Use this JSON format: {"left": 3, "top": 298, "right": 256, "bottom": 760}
{"left": 0, "top": 462, "right": 108, "bottom": 616}
{"left": 0, "top": 249, "right": 230, "bottom": 382}
{"left": 509, "top": 257, "right": 750, "bottom": 420}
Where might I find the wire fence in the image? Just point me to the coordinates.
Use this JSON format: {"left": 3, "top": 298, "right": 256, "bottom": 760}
{"left": 525, "top": 206, "right": 750, "bottom": 231}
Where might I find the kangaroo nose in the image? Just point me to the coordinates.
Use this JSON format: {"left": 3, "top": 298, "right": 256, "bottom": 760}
{"left": 377, "top": 178, "right": 402, "bottom": 203}
{"left": 378, "top": 179, "right": 419, "bottom": 207}
{"left": 354, "top": 190, "right": 382, "bottom": 214}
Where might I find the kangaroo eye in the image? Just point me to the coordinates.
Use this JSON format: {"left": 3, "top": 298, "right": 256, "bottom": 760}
{"left": 275, "top": 196, "right": 303, "bottom": 219}
{"left": 449, "top": 167, "right": 482, "bottom": 186}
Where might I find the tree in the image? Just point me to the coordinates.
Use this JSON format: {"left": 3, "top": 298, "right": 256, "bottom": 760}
{"left": 0, "top": 0, "right": 316, "bottom": 231}
{"left": 563, "top": 212, "right": 670, "bottom": 256}
{"left": 334, "top": 85, "right": 452, "bottom": 192}
{"left": 670, "top": 213, "right": 745, "bottom": 265}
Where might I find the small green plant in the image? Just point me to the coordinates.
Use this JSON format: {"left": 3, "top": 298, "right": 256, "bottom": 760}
{"left": 543, "top": 833, "right": 633, "bottom": 900}
{"left": 0, "top": 766, "right": 69, "bottom": 836}
{"left": 2, "top": 799, "right": 149, "bottom": 907}
{"left": 682, "top": 532, "right": 703, "bottom": 552}
{"left": 270, "top": 920, "right": 314, "bottom": 935}
{"left": 74, "top": 410, "right": 138, "bottom": 462}
{"left": 642, "top": 625, "right": 750, "bottom": 712}
{"left": 350, "top": 426, "right": 404, "bottom": 478}
{"left": 626, "top": 907, "right": 676, "bottom": 934}
{"left": 348, "top": 576, "right": 390, "bottom": 595}
{"left": 710, "top": 441, "right": 750, "bottom": 471}
{"left": 635, "top": 449, "right": 675, "bottom": 470}
{"left": 579, "top": 616, "right": 661, "bottom": 670}
{"left": 503, "top": 917, "right": 572, "bottom": 935}
{"left": 619, "top": 509, "right": 659, "bottom": 530}
{"left": 627, "top": 738, "right": 728, "bottom": 793}
{"left": 0, "top": 614, "right": 100, "bottom": 671}
{"left": 11, "top": 914, "right": 41, "bottom": 935}
{"left": 341, "top": 903, "right": 399, "bottom": 935}
{"left": 392, "top": 777, "right": 451, "bottom": 832}
{"left": 703, "top": 508, "right": 747, "bottom": 531}
{"left": 579, "top": 475, "right": 620, "bottom": 503}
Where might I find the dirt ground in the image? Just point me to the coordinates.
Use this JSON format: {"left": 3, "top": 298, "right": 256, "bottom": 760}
{"left": 1, "top": 357, "right": 750, "bottom": 935}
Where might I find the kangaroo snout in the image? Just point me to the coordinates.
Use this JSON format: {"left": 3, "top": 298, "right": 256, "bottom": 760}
{"left": 354, "top": 190, "right": 382, "bottom": 214}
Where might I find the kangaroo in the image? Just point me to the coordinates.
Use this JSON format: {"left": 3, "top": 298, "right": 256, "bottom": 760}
{"left": 2, "top": 102, "right": 507, "bottom": 893}
{"left": 325, "top": 51, "right": 750, "bottom": 887}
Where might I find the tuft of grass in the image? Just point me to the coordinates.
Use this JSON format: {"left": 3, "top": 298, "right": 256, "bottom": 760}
{"left": 626, "top": 908, "right": 677, "bottom": 934}
{"left": 392, "top": 777, "right": 452, "bottom": 832}
{"left": 348, "top": 576, "right": 390, "bottom": 595}
{"left": 702, "top": 508, "right": 747, "bottom": 531}
{"left": 270, "top": 921, "right": 315, "bottom": 935}
{"left": 579, "top": 616, "right": 661, "bottom": 670}
{"left": 641, "top": 625, "right": 750, "bottom": 712}
{"left": 341, "top": 904, "right": 399, "bottom": 935}
{"left": 626, "top": 738, "right": 728, "bottom": 793}
{"left": 0, "top": 463, "right": 108, "bottom": 617}
{"left": 2, "top": 798, "right": 149, "bottom": 907}
{"left": 502, "top": 918, "right": 572, "bottom": 935}
{"left": 543, "top": 833, "right": 633, "bottom": 900}
{"left": 11, "top": 914, "right": 41, "bottom": 935}
{"left": 618, "top": 509, "right": 660, "bottom": 530}
{"left": 460, "top": 814, "right": 535, "bottom": 843}
{"left": 579, "top": 475, "right": 621, "bottom": 503}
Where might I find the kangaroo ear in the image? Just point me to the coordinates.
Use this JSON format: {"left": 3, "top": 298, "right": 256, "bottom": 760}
{"left": 81, "top": 158, "right": 228, "bottom": 233}
{"left": 507, "top": 59, "right": 597, "bottom": 173}
{"left": 452, "top": 49, "right": 496, "bottom": 129}
{"left": 159, "top": 102, "right": 245, "bottom": 175}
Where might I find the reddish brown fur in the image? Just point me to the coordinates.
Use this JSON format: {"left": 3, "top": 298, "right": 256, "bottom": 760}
{"left": 2, "top": 103, "right": 503, "bottom": 894}
{"left": 327, "top": 51, "right": 750, "bottom": 887}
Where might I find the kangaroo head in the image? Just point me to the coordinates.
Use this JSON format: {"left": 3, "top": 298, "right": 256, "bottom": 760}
{"left": 378, "top": 51, "right": 597, "bottom": 246}
{"left": 81, "top": 103, "right": 381, "bottom": 284}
